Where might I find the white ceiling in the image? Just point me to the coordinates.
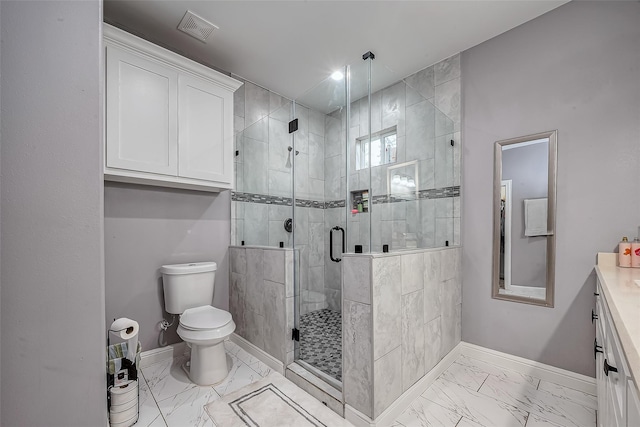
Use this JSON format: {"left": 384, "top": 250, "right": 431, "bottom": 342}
{"left": 104, "top": 1, "right": 568, "bottom": 103}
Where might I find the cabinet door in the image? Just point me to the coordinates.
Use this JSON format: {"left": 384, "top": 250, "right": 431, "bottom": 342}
{"left": 178, "top": 74, "right": 233, "bottom": 185}
{"left": 106, "top": 45, "right": 178, "bottom": 175}
{"left": 603, "top": 309, "right": 628, "bottom": 427}
{"left": 628, "top": 381, "right": 640, "bottom": 427}
{"left": 596, "top": 321, "right": 607, "bottom": 427}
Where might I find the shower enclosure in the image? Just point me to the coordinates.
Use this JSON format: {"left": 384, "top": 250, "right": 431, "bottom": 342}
{"left": 232, "top": 53, "right": 459, "bottom": 388}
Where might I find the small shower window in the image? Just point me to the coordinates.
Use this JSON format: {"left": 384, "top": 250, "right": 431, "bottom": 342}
{"left": 356, "top": 127, "right": 397, "bottom": 170}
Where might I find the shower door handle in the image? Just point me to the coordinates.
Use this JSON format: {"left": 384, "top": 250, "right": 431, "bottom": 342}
{"left": 330, "top": 226, "right": 345, "bottom": 263}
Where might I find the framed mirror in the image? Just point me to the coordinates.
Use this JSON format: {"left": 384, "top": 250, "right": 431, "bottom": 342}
{"left": 492, "top": 130, "right": 557, "bottom": 307}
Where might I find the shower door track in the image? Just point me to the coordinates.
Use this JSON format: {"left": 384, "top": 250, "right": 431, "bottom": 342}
{"left": 295, "top": 359, "right": 342, "bottom": 392}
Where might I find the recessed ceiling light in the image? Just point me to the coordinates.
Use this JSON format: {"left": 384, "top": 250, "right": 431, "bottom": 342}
{"left": 331, "top": 71, "right": 344, "bottom": 81}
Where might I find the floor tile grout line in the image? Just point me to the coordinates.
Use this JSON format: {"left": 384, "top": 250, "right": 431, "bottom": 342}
{"left": 140, "top": 370, "right": 170, "bottom": 427}
{"left": 474, "top": 372, "right": 597, "bottom": 427}
{"left": 437, "top": 375, "right": 526, "bottom": 414}
{"left": 465, "top": 355, "right": 598, "bottom": 409}
{"left": 476, "top": 373, "right": 489, "bottom": 393}
{"left": 463, "top": 354, "right": 546, "bottom": 385}
{"left": 232, "top": 347, "right": 273, "bottom": 379}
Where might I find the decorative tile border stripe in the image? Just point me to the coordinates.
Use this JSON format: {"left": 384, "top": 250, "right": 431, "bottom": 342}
{"left": 371, "top": 185, "right": 460, "bottom": 204}
{"left": 231, "top": 192, "right": 341, "bottom": 209}
{"left": 231, "top": 186, "right": 459, "bottom": 209}
{"left": 232, "top": 192, "right": 292, "bottom": 206}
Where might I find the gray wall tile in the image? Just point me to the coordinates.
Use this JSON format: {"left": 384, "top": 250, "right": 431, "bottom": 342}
{"left": 382, "top": 81, "right": 406, "bottom": 136}
{"left": 440, "top": 278, "right": 459, "bottom": 357}
{"left": 263, "top": 279, "right": 286, "bottom": 361}
{"left": 245, "top": 248, "right": 264, "bottom": 315}
{"left": 401, "top": 290, "right": 426, "bottom": 391}
{"left": 404, "top": 66, "right": 435, "bottom": 103}
{"left": 234, "top": 82, "right": 245, "bottom": 118}
{"left": 434, "top": 78, "right": 460, "bottom": 128}
{"left": 263, "top": 249, "right": 285, "bottom": 284}
{"left": 343, "top": 256, "right": 371, "bottom": 304}
{"left": 229, "top": 272, "right": 246, "bottom": 337}
{"left": 325, "top": 288, "right": 341, "bottom": 312}
{"left": 424, "top": 316, "right": 442, "bottom": 372}
{"left": 343, "top": 299, "right": 373, "bottom": 418}
{"left": 401, "top": 252, "right": 424, "bottom": 294}
{"left": 230, "top": 247, "right": 247, "bottom": 274}
{"left": 285, "top": 250, "right": 294, "bottom": 297}
{"left": 434, "top": 54, "right": 461, "bottom": 85}
{"left": 372, "top": 256, "right": 402, "bottom": 360}
{"left": 244, "top": 203, "right": 269, "bottom": 246}
{"left": 245, "top": 82, "right": 270, "bottom": 126}
{"left": 373, "top": 346, "right": 402, "bottom": 418}
{"left": 424, "top": 250, "right": 442, "bottom": 323}
{"left": 244, "top": 309, "right": 265, "bottom": 350}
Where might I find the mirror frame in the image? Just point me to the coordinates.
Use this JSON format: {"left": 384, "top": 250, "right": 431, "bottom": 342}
{"left": 492, "top": 130, "right": 557, "bottom": 307}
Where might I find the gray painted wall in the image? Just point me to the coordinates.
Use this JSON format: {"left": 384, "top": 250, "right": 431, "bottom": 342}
{"left": 0, "top": 1, "right": 107, "bottom": 425}
{"left": 0, "top": 1, "right": 3, "bottom": 421}
{"left": 461, "top": 1, "right": 640, "bottom": 377}
{"left": 502, "top": 142, "right": 548, "bottom": 287}
{"left": 104, "top": 183, "right": 231, "bottom": 352}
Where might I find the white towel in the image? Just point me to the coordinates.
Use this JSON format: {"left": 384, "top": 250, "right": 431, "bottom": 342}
{"left": 524, "top": 198, "right": 549, "bottom": 237}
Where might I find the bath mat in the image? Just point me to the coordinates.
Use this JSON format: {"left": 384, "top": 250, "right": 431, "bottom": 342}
{"left": 204, "top": 372, "right": 353, "bottom": 427}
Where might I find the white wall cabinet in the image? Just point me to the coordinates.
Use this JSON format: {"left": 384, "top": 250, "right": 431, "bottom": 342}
{"left": 104, "top": 24, "right": 242, "bottom": 191}
{"left": 595, "top": 280, "right": 640, "bottom": 427}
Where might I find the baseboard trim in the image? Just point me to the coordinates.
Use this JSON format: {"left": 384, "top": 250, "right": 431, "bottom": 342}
{"left": 230, "top": 333, "right": 285, "bottom": 375}
{"left": 139, "top": 342, "right": 186, "bottom": 369}
{"left": 345, "top": 343, "right": 462, "bottom": 427}
{"left": 459, "top": 342, "right": 596, "bottom": 395}
{"left": 344, "top": 404, "right": 375, "bottom": 427}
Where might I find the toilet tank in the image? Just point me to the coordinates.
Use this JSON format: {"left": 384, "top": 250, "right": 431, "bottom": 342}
{"left": 161, "top": 262, "right": 217, "bottom": 314}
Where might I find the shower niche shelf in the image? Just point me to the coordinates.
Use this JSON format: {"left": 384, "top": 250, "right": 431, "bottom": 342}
{"left": 351, "top": 190, "right": 369, "bottom": 213}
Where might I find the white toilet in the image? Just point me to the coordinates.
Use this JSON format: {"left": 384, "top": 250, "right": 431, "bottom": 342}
{"left": 161, "top": 261, "right": 236, "bottom": 386}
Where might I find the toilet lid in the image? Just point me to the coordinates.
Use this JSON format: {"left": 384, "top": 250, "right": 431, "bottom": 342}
{"left": 180, "top": 306, "right": 232, "bottom": 330}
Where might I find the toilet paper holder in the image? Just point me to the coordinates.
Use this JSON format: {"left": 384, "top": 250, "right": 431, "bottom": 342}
{"left": 107, "top": 319, "right": 141, "bottom": 426}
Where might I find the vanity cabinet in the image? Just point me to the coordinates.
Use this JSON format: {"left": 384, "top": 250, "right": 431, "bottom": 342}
{"left": 104, "top": 24, "right": 242, "bottom": 191}
{"left": 594, "top": 273, "right": 640, "bottom": 427}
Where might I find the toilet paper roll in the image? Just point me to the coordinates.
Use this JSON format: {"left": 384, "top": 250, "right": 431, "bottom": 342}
{"left": 110, "top": 318, "right": 139, "bottom": 362}
{"left": 110, "top": 380, "right": 138, "bottom": 406}
{"left": 110, "top": 403, "right": 138, "bottom": 424}
{"left": 109, "top": 412, "right": 138, "bottom": 427}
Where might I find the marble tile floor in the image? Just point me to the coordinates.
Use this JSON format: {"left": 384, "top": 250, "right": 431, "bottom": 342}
{"left": 134, "top": 342, "right": 595, "bottom": 427}
{"left": 134, "top": 341, "right": 274, "bottom": 427}
{"left": 393, "top": 355, "right": 596, "bottom": 427}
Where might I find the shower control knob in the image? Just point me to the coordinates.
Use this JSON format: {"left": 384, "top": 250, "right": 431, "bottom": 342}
{"left": 284, "top": 218, "right": 293, "bottom": 233}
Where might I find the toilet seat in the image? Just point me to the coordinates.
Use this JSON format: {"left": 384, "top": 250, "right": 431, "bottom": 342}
{"left": 180, "top": 305, "right": 231, "bottom": 330}
{"left": 177, "top": 305, "right": 236, "bottom": 346}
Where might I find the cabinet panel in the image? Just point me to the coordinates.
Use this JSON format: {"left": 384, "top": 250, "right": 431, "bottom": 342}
{"left": 596, "top": 325, "right": 607, "bottom": 427}
{"left": 178, "top": 75, "right": 233, "bottom": 185}
{"left": 106, "top": 46, "right": 178, "bottom": 175}
{"left": 628, "top": 380, "right": 640, "bottom": 427}
{"left": 603, "top": 306, "right": 628, "bottom": 427}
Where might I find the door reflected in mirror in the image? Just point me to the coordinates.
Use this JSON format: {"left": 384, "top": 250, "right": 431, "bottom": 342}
{"left": 493, "top": 131, "right": 557, "bottom": 307}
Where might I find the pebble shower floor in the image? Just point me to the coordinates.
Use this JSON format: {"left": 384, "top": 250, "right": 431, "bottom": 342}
{"left": 299, "top": 308, "right": 342, "bottom": 381}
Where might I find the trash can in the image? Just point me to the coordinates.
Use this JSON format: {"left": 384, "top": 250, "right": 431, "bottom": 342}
{"left": 107, "top": 341, "right": 142, "bottom": 427}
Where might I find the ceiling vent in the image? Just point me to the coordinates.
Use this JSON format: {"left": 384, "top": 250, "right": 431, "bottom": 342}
{"left": 177, "top": 10, "right": 218, "bottom": 43}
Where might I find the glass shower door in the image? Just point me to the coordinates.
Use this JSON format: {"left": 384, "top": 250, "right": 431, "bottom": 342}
{"left": 292, "top": 66, "right": 347, "bottom": 386}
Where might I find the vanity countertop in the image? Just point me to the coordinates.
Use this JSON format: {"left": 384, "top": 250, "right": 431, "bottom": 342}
{"left": 595, "top": 252, "right": 640, "bottom": 386}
